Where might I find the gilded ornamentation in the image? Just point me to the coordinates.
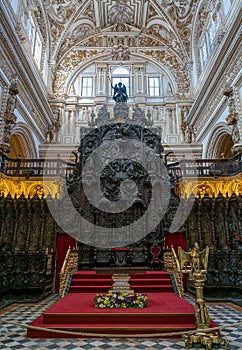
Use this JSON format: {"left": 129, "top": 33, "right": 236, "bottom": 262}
{"left": 54, "top": 49, "right": 102, "bottom": 92}
{"left": 178, "top": 244, "right": 229, "bottom": 348}
{"left": 0, "top": 174, "right": 60, "bottom": 199}
{"left": 179, "top": 175, "right": 241, "bottom": 199}
{"left": 29, "top": 184, "right": 45, "bottom": 198}
{"left": 163, "top": 247, "right": 184, "bottom": 297}
{"left": 194, "top": 183, "right": 214, "bottom": 198}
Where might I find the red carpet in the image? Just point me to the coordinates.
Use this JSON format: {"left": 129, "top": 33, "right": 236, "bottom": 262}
{"left": 27, "top": 271, "right": 211, "bottom": 338}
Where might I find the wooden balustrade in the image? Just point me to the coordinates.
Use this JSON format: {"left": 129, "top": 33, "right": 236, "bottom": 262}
{"left": 0, "top": 152, "right": 241, "bottom": 179}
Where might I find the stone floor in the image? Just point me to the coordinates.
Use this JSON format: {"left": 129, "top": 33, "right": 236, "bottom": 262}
{"left": 0, "top": 294, "right": 241, "bottom": 350}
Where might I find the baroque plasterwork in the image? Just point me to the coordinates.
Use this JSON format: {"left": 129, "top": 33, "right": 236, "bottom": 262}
{"left": 39, "top": 1, "right": 195, "bottom": 96}
{"left": 53, "top": 20, "right": 190, "bottom": 95}
{"left": 153, "top": 0, "right": 198, "bottom": 57}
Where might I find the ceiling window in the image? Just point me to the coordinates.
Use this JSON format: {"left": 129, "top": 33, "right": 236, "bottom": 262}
{"left": 20, "top": 9, "right": 43, "bottom": 69}
{"left": 148, "top": 77, "right": 160, "bottom": 96}
{"left": 34, "top": 32, "right": 42, "bottom": 68}
{"left": 9, "top": 0, "right": 18, "bottom": 13}
{"left": 200, "top": 39, "right": 208, "bottom": 68}
{"left": 222, "top": 0, "right": 232, "bottom": 16}
{"left": 207, "top": 20, "right": 216, "bottom": 51}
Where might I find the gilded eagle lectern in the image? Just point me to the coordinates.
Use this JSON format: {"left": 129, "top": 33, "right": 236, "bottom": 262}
{"left": 178, "top": 243, "right": 229, "bottom": 349}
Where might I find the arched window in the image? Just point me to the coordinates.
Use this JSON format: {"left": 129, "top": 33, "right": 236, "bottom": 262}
{"left": 111, "top": 67, "right": 130, "bottom": 96}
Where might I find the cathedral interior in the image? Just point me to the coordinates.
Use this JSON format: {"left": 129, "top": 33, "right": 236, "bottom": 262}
{"left": 0, "top": 0, "right": 241, "bottom": 313}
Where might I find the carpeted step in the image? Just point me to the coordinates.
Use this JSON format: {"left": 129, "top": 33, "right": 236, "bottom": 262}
{"left": 71, "top": 278, "right": 113, "bottom": 286}
{"left": 70, "top": 271, "right": 174, "bottom": 294}
{"left": 69, "top": 285, "right": 111, "bottom": 293}
{"left": 43, "top": 312, "right": 195, "bottom": 325}
{"left": 130, "top": 278, "right": 173, "bottom": 285}
{"left": 70, "top": 278, "right": 172, "bottom": 287}
{"left": 130, "top": 286, "right": 174, "bottom": 293}
{"left": 27, "top": 319, "right": 197, "bottom": 338}
{"left": 68, "top": 285, "right": 174, "bottom": 293}
{"left": 72, "top": 272, "right": 112, "bottom": 279}
{"left": 130, "top": 272, "right": 171, "bottom": 279}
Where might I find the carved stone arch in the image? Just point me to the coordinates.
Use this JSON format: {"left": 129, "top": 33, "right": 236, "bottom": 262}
{"left": 54, "top": 49, "right": 108, "bottom": 95}
{"left": 63, "top": 53, "right": 107, "bottom": 95}
{"left": 9, "top": 122, "right": 38, "bottom": 159}
{"left": 205, "top": 123, "right": 234, "bottom": 159}
{"left": 146, "top": 18, "right": 186, "bottom": 59}
{"left": 50, "top": 0, "right": 95, "bottom": 60}
{"left": 57, "top": 20, "right": 97, "bottom": 58}
{"left": 132, "top": 53, "right": 179, "bottom": 93}
{"left": 147, "top": 18, "right": 174, "bottom": 32}
{"left": 68, "top": 52, "right": 179, "bottom": 96}
{"left": 69, "top": 19, "right": 96, "bottom": 34}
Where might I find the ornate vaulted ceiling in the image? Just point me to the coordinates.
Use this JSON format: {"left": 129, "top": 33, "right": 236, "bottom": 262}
{"left": 42, "top": 0, "right": 195, "bottom": 55}
{"left": 35, "top": 0, "right": 199, "bottom": 97}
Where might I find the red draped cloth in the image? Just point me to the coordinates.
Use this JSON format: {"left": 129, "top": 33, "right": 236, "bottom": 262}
{"left": 55, "top": 233, "right": 76, "bottom": 292}
{"left": 164, "top": 232, "right": 186, "bottom": 253}
{"left": 164, "top": 232, "right": 187, "bottom": 290}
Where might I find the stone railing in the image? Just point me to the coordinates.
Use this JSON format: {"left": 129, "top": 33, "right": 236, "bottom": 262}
{"left": 59, "top": 248, "right": 78, "bottom": 298}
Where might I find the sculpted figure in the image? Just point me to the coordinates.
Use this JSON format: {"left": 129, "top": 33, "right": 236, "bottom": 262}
{"left": 111, "top": 82, "right": 128, "bottom": 102}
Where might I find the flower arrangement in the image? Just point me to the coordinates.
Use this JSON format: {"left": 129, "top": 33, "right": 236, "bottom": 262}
{"left": 94, "top": 292, "right": 149, "bottom": 309}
